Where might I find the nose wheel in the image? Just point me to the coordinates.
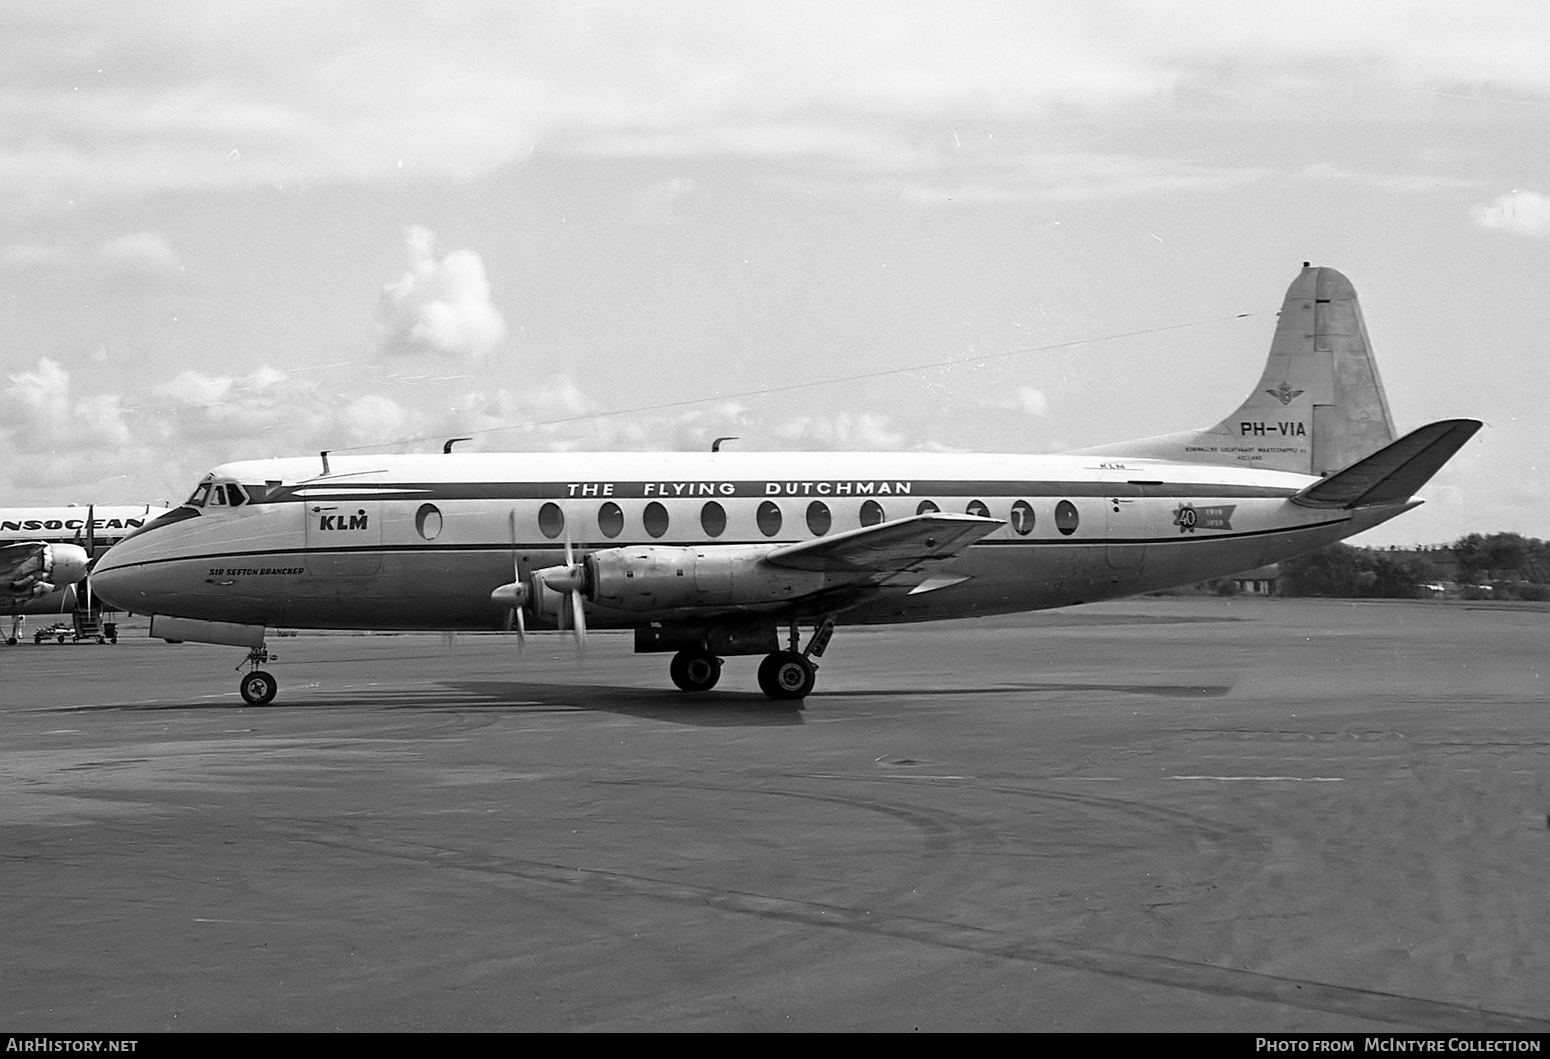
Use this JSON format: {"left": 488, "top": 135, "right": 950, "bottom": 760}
{"left": 235, "top": 646, "right": 278, "bottom": 705}
{"left": 239, "top": 670, "right": 278, "bottom": 705}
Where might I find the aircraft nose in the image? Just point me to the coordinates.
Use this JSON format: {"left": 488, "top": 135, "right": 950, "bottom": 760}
{"left": 90, "top": 546, "right": 157, "bottom": 612}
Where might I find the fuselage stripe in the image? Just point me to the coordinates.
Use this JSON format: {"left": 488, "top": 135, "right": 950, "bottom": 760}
{"left": 94, "top": 517, "right": 1352, "bottom": 574}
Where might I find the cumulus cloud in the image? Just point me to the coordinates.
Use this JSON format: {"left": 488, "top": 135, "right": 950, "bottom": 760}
{"left": 153, "top": 366, "right": 310, "bottom": 442}
{"left": 377, "top": 227, "right": 507, "bottom": 358}
{"left": 1011, "top": 386, "right": 1050, "bottom": 417}
{"left": 6, "top": 3, "right": 1550, "bottom": 208}
{"left": 1, "top": 231, "right": 185, "bottom": 282}
{"left": 1472, "top": 190, "right": 1550, "bottom": 236}
{"left": 773, "top": 411, "right": 909, "bottom": 450}
{"left": 342, "top": 394, "right": 411, "bottom": 444}
{"left": 2, "top": 358, "right": 133, "bottom": 453}
{"left": 96, "top": 231, "right": 184, "bottom": 279}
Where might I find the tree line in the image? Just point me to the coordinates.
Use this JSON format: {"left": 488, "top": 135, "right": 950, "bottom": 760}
{"left": 1274, "top": 533, "right": 1550, "bottom": 601}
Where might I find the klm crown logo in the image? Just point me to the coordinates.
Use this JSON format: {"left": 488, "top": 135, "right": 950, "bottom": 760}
{"left": 1265, "top": 382, "right": 1305, "bottom": 406}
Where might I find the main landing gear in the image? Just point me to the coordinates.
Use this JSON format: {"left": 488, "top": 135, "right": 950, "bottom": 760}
{"left": 668, "top": 618, "right": 835, "bottom": 701}
{"left": 236, "top": 646, "right": 278, "bottom": 705}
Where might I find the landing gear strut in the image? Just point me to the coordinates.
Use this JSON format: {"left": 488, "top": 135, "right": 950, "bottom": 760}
{"left": 236, "top": 646, "right": 278, "bottom": 705}
{"left": 669, "top": 649, "right": 722, "bottom": 692}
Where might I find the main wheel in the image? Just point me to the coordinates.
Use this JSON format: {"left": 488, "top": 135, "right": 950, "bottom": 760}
{"left": 757, "top": 651, "right": 816, "bottom": 700}
{"left": 239, "top": 670, "right": 278, "bottom": 706}
{"left": 669, "top": 649, "right": 722, "bottom": 692}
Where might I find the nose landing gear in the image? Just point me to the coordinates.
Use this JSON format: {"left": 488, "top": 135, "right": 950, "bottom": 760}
{"left": 236, "top": 646, "right": 278, "bottom": 705}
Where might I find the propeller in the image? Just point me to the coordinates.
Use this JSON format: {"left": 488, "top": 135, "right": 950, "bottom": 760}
{"left": 488, "top": 510, "right": 587, "bottom": 654}
{"left": 541, "top": 529, "right": 587, "bottom": 652}
{"left": 490, "top": 509, "right": 529, "bottom": 650}
{"left": 83, "top": 504, "right": 95, "bottom": 616}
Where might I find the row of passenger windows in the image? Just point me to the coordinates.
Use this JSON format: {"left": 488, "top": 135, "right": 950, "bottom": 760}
{"left": 526, "top": 498, "right": 1079, "bottom": 540}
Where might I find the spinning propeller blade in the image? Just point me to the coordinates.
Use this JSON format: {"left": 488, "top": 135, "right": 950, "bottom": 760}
{"left": 83, "top": 504, "right": 94, "bottom": 615}
{"left": 559, "top": 528, "right": 586, "bottom": 653}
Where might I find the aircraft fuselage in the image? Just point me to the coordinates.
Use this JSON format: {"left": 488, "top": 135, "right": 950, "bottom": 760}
{"left": 92, "top": 449, "right": 1406, "bottom": 631}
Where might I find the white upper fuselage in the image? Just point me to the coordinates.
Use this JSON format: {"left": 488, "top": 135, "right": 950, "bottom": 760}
{"left": 91, "top": 449, "right": 1409, "bottom": 631}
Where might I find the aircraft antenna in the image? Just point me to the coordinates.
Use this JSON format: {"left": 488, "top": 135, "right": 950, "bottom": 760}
{"left": 444, "top": 437, "right": 472, "bottom": 454}
{"left": 711, "top": 436, "right": 738, "bottom": 452}
{"left": 319, "top": 450, "right": 331, "bottom": 475}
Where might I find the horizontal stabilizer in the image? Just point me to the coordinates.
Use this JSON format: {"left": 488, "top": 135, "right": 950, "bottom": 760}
{"left": 765, "top": 512, "right": 1001, "bottom": 575}
{"left": 1290, "top": 419, "right": 1482, "bottom": 509}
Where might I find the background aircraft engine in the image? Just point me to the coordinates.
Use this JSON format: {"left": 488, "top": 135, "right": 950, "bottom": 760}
{"left": 585, "top": 545, "right": 826, "bottom": 614}
{"left": 47, "top": 543, "right": 90, "bottom": 590}
{"left": 7, "top": 542, "right": 89, "bottom": 596}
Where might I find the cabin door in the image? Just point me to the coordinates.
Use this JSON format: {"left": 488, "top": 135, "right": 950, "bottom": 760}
{"left": 304, "top": 502, "right": 383, "bottom": 577}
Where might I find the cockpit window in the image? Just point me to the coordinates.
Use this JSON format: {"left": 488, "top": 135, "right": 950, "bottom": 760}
{"left": 187, "top": 482, "right": 249, "bottom": 509}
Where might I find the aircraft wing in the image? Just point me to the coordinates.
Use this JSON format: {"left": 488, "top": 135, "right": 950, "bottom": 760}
{"left": 763, "top": 513, "right": 1002, "bottom": 582}
{"left": 1290, "top": 418, "right": 1482, "bottom": 509}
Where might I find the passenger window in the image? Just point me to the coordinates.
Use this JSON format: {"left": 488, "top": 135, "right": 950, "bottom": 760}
{"left": 643, "top": 501, "right": 669, "bottom": 538}
{"left": 1055, "top": 500, "right": 1079, "bottom": 536}
{"left": 966, "top": 499, "right": 989, "bottom": 518}
{"left": 806, "top": 501, "right": 831, "bottom": 535}
{"left": 916, "top": 500, "right": 939, "bottom": 515}
{"left": 538, "top": 502, "right": 564, "bottom": 539}
{"left": 598, "top": 502, "right": 624, "bottom": 538}
{"left": 1010, "top": 500, "right": 1034, "bottom": 535}
{"left": 756, "top": 501, "right": 782, "bottom": 537}
{"left": 700, "top": 501, "right": 727, "bottom": 538}
{"left": 860, "top": 500, "right": 884, "bottom": 526}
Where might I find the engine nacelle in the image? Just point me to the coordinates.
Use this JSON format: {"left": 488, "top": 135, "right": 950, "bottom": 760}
{"left": 6, "top": 542, "right": 89, "bottom": 598}
{"left": 46, "top": 543, "right": 90, "bottom": 589}
{"left": 587, "top": 545, "right": 826, "bottom": 614}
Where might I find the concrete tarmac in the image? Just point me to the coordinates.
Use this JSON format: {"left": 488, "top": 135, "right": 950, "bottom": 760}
{"left": 2, "top": 597, "right": 1547, "bottom": 1032}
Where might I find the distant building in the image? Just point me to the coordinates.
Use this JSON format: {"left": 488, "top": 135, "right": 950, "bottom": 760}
{"left": 1230, "top": 564, "right": 1281, "bottom": 595}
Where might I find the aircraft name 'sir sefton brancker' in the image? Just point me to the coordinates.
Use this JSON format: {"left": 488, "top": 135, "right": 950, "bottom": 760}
{"left": 93, "top": 265, "right": 1481, "bottom": 706}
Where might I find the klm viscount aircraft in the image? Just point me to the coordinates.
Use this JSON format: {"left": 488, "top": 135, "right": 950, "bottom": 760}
{"left": 93, "top": 265, "right": 1480, "bottom": 705}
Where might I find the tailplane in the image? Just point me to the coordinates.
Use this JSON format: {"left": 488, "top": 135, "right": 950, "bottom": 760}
{"left": 1290, "top": 419, "right": 1481, "bottom": 509}
{"left": 1079, "top": 264, "right": 1397, "bottom": 475}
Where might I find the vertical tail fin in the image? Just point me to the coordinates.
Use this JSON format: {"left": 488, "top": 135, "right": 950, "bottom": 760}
{"left": 1079, "top": 264, "right": 1398, "bottom": 475}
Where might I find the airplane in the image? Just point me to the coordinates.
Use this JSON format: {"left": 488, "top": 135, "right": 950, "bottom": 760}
{"left": 92, "top": 265, "right": 1481, "bottom": 706}
{"left": 2, "top": 504, "right": 170, "bottom": 644}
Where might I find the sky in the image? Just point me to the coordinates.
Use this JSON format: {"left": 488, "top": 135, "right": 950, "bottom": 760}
{"left": 2, "top": 0, "right": 1547, "bottom": 546}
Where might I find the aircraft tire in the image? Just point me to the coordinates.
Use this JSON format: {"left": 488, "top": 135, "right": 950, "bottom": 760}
{"left": 6, "top": 637, "right": 16, "bottom": 646}
{"left": 757, "top": 651, "right": 816, "bottom": 700}
{"left": 669, "top": 649, "right": 722, "bottom": 692}
{"left": 239, "top": 670, "right": 278, "bottom": 706}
